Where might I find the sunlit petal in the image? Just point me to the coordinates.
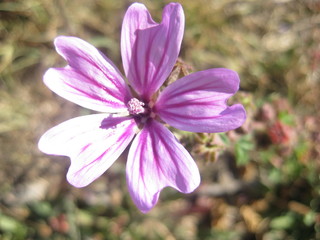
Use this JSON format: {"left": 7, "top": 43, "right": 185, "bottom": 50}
{"left": 126, "top": 120, "right": 200, "bottom": 213}
{"left": 155, "top": 68, "right": 246, "bottom": 132}
{"left": 44, "top": 36, "right": 131, "bottom": 112}
{"left": 121, "top": 3, "right": 184, "bottom": 101}
{"left": 38, "top": 114, "right": 137, "bottom": 187}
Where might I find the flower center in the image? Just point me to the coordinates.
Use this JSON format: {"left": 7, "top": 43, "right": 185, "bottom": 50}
{"left": 127, "top": 98, "right": 146, "bottom": 115}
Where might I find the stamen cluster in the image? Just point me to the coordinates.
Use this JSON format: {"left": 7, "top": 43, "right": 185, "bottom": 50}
{"left": 127, "top": 98, "right": 146, "bottom": 115}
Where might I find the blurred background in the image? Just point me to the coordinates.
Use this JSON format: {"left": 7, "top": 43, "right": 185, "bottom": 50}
{"left": 1, "top": 0, "right": 320, "bottom": 239}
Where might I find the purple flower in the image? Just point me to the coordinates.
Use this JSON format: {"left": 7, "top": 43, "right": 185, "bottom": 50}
{"left": 38, "top": 2, "right": 246, "bottom": 213}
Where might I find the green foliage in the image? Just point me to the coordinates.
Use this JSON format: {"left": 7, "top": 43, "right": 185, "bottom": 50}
{"left": 270, "top": 212, "right": 296, "bottom": 230}
{"left": 0, "top": 213, "right": 28, "bottom": 239}
{"left": 235, "top": 134, "right": 254, "bottom": 166}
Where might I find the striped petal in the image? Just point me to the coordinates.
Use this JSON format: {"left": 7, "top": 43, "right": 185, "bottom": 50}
{"left": 121, "top": 3, "right": 184, "bottom": 101}
{"left": 44, "top": 36, "right": 132, "bottom": 113}
{"left": 126, "top": 120, "right": 200, "bottom": 213}
{"left": 155, "top": 68, "right": 246, "bottom": 133}
{"left": 38, "top": 114, "right": 137, "bottom": 187}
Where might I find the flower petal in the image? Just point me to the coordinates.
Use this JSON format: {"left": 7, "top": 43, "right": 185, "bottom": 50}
{"left": 121, "top": 3, "right": 184, "bottom": 101}
{"left": 38, "top": 114, "right": 137, "bottom": 187}
{"left": 155, "top": 68, "right": 246, "bottom": 132}
{"left": 126, "top": 120, "right": 200, "bottom": 213}
{"left": 44, "top": 36, "right": 131, "bottom": 113}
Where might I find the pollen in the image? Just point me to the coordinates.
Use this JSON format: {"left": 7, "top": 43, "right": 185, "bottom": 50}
{"left": 127, "top": 98, "right": 145, "bottom": 115}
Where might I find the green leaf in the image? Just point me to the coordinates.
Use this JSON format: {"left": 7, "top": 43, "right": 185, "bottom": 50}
{"left": 0, "top": 213, "right": 27, "bottom": 239}
{"left": 270, "top": 214, "right": 295, "bottom": 230}
{"left": 218, "top": 132, "right": 230, "bottom": 145}
{"left": 278, "top": 111, "right": 294, "bottom": 126}
{"left": 235, "top": 135, "right": 254, "bottom": 165}
{"left": 303, "top": 211, "right": 316, "bottom": 226}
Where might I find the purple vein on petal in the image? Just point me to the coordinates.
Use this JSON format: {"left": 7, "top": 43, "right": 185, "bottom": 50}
{"left": 67, "top": 67, "right": 125, "bottom": 104}
{"left": 142, "top": 30, "right": 157, "bottom": 96}
{"left": 62, "top": 73, "right": 121, "bottom": 106}
{"left": 158, "top": 111, "right": 220, "bottom": 120}
{"left": 39, "top": 114, "right": 137, "bottom": 188}
{"left": 148, "top": 21, "right": 173, "bottom": 91}
{"left": 121, "top": 3, "right": 184, "bottom": 101}
{"left": 137, "top": 131, "right": 146, "bottom": 187}
{"left": 70, "top": 50, "right": 126, "bottom": 95}
{"left": 73, "top": 128, "right": 132, "bottom": 177}
{"left": 132, "top": 34, "right": 141, "bottom": 89}
{"left": 162, "top": 97, "right": 224, "bottom": 109}
{"left": 55, "top": 36, "right": 128, "bottom": 97}
{"left": 48, "top": 36, "right": 132, "bottom": 112}
{"left": 148, "top": 124, "right": 164, "bottom": 179}
{"left": 44, "top": 67, "right": 129, "bottom": 113}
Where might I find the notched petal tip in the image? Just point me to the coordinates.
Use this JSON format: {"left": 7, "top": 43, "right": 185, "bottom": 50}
{"left": 53, "top": 35, "right": 82, "bottom": 50}
{"left": 53, "top": 36, "right": 79, "bottom": 59}
{"left": 162, "top": 2, "right": 184, "bottom": 21}
{"left": 127, "top": 2, "right": 148, "bottom": 10}
{"left": 53, "top": 35, "right": 68, "bottom": 47}
{"left": 227, "top": 103, "right": 247, "bottom": 128}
